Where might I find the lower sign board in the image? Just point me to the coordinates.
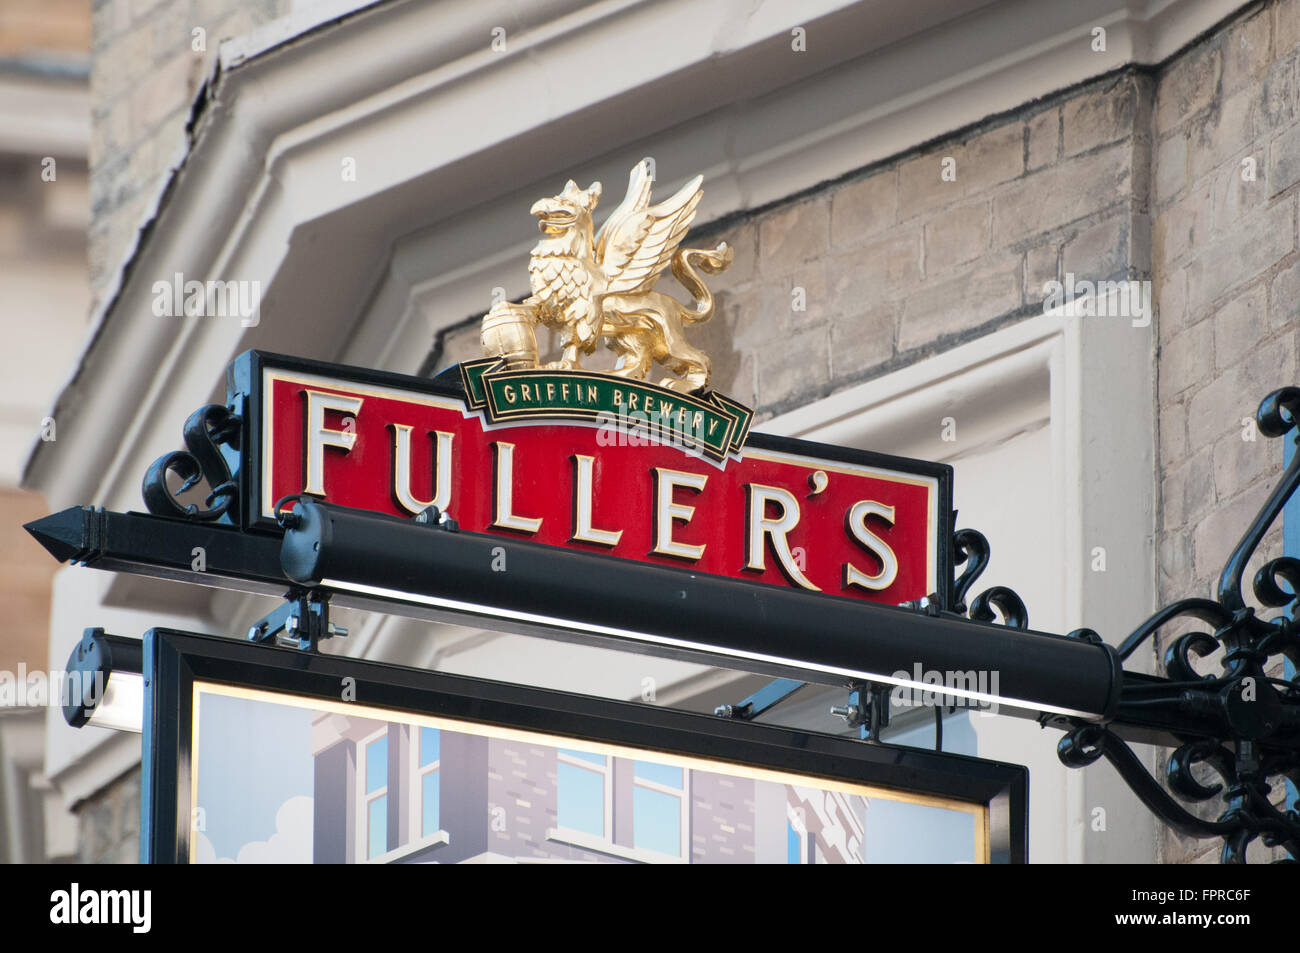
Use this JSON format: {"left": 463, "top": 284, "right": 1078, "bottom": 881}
{"left": 142, "top": 629, "right": 1027, "bottom": 863}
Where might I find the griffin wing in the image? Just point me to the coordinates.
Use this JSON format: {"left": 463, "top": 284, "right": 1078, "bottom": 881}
{"left": 595, "top": 161, "right": 702, "bottom": 296}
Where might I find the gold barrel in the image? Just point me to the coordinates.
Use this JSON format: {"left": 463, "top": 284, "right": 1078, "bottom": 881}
{"left": 480, "top": 301, "right": 540, "bottom": 369}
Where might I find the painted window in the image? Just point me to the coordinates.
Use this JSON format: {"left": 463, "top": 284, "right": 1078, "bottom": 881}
{"left": 556, "top": 749, "right": 610, "bottom": 837}
{"left": 362, "top": 731, "right": 388, "bottom": 859}
{"left": 632, "top": 761, "right": 687, "bottom": 857}
{"left": 417, "top": 727, "right": 441, "bottom": 837}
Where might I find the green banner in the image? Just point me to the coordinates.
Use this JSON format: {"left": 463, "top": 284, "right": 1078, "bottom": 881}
{"left": 459, "top": 360, "right": 751, "bottom": 460}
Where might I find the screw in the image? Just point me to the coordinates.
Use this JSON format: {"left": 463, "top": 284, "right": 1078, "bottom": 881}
{"left": 830, "top": 704, "right": 860, "bottom": 723}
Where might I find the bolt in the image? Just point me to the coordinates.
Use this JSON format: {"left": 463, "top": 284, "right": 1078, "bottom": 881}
{"left": 830, "top": 704, "right": 860, "bottom": 723}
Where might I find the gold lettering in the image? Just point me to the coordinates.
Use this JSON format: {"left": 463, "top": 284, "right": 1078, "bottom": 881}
{"left": 843, "top": 500, "right": 899, "bottom": 591}
{"left": 652, "top": 468, "right": 708, "bottom": 560}
{"left": 745, "top": 484, "right": 820, "bottom": 591}
{"left": 490, "top": 442, "right": 543, "bottom": 534}
{"left": 391, "top": 426, "right": 454, "bottom": 515}
{"left": 570, "top": 455, "right": 622, "bottom": 547}
{"left": 302, "top": 389, "right": 364, "bottom": 497}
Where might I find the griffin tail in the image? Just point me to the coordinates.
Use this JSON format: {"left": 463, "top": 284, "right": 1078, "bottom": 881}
{"left": 669, "top": 242, "right": 733, "bottom": 323}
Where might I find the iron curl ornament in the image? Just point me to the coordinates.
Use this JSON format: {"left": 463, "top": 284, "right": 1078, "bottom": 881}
{"left": 141, "top": 403, "right": 241, "bottom": 522}
{"left": 948, "top": 526, "right": 1030, "bottom": 630}
{"left": 1056, "top": 386, "right": 1300, "bottom": 863}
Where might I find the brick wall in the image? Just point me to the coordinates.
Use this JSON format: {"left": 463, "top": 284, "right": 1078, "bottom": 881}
{"left": 689, "top": 771, "right": 757, "bottom": 863}
{"left": 1151, "top": 0, "right": 1298, "bottom": 864}
{"left": 74, "top": 766, "right": 140, "bottom": 863}
{"left": 88, "top": 0, "right": 288, "bottom": 303}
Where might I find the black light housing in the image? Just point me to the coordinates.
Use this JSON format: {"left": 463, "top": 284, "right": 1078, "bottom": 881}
{"left": 63, "top": 627, "right": 143, "bottom": 731}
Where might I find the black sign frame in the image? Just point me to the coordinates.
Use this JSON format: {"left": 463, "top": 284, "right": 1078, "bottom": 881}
{"left": 142, "top": 627, "right": 1027, "bottom": 864}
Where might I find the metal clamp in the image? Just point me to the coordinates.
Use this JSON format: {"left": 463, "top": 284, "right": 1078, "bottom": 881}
{"left": 831, "top": 681, "right": 891, "bottom": 742}
{"left": 247, "top": 587, "right": 347, "bottom": 652}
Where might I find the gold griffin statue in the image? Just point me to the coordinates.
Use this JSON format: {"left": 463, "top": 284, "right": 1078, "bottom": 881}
{"left": 480, "top": 159, "right": 732, "bottom": 394}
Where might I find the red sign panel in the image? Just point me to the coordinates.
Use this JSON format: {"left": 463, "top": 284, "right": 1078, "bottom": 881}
{"left": 239, "top": 353, "right": 952, "bottom": 607}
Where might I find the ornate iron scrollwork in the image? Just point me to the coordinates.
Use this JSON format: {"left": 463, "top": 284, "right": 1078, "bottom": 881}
{"left": 949, "top": 527, "right": 1029, "bottom": 630}
{"left": 1057, "top": 386, "right": 1300, "bottom": 863}
{"left": 142, "top": 404, "right": 241, "bottom": 522}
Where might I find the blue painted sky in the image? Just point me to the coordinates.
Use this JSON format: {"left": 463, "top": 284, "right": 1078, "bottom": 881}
{"left": 196, "top": 692, "right": 314, "bottom": 860}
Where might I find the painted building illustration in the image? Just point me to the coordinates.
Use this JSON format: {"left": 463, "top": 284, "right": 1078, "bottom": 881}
{"left": 308, "top": 711, "right": 975, "bottom": 864}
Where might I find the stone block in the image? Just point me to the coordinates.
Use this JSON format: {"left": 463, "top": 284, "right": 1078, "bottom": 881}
{"left": 827, "top": 230, "right": 921, "bottom": 304}
{"left": 829, "top": 302, "right": 896, "bottom": 380}
{"left": 898, "top": 254, "right": 1020, "bottom": 350}
{"left": 1153, "top": 179, "right": 1211, "bottom": 269}
{"left": 1186, "top": 199, "right": 1293, "bottom": 306}
{"left": 1279, "top": 0, "right": 1300, "bottom": 56}
{"left": 1062, "top": 214, "right": 1128, "bottom": 281}
{"left": 755, "top": 324, "right": 829, "bottom": 408}
{"left": 1161, "top": 317, "right": 1213, "bottom": 398}
{"left": 898, "top": 147, "right": 964, "bottom": 222}
{"left": 1221, "top": 8, "right": 1272, "bottom": 95}
{"left": 1267, "top": 120, "right": 1300, "bottom": 198}
{"left": 1186, "top": 85, "right": 1258, "bottom": 183}
{"left": 1156, "top": 266, "right": 1189, "bottom": 343}
{"left": 759, "top": 197, "right": 829, "bottom": 271}
{"left": 1025, "top": 240, "right": 1059, "bottom": 304}
{"left": 1212, "top": 282, "right": 1268, "bottom": 370}
{"left": 1158, "top": 397, "right": 1188, "bottom": 464}
{"left": 923, "top": 201, "right": 988, "bottom": 274}
{"left": 1063, "top": 78, "right": 1138, "bottom": 156}
{"left": 1155, "top": 131, "right": 1187, "bottom": 206}
{"left": 1026, "top": 107, "right": 1059, "bottom": 172}
{"left": 991, "top": 145, "right": 1131, "bottom": 248}
{"left": 1213, "top": 425, "right": 1276, "bottom": 501}
{"left": 1268, "top": 256, "right": 1300, "bottom": 328}
{"left": 830, "top": 169, "right": 896, "bottom": 248}
{"left": 1156, "top": 42, "right": 1221, "bottom": 134}
{"left": 960, "top": 121, "right": 1024, "bottom": 193}
{"left": 1211, "top": 149, "right": 1267, "bottom": 234}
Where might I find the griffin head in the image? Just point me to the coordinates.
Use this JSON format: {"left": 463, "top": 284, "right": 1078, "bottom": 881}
{"left": 530, "top": 179, "right": 602, "bottom": 234}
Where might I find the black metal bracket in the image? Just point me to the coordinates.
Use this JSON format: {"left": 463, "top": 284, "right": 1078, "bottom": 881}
{"left": 244, "top": 502, "right": 457, "bottom": 652}
{"left": 246, "top": 587, "right": 346, "bottom": 652}
{"left": 714, "top": 677, "right": 806, "bottom": 721}
{"left": 1057, "top": 386, "right": 1300, "bottom": 864}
